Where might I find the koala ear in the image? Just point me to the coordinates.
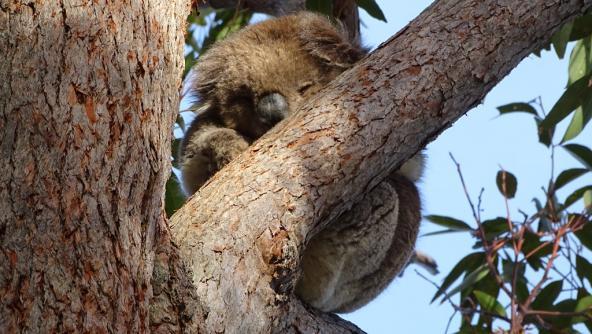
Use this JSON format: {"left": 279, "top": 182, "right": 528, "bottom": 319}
{"left": 296, "top": 12, "right": 366, "bottom": 68}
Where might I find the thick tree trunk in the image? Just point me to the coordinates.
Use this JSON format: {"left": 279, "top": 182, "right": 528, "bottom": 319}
{"left": 1, "top": 0, "right": 590, "bottom": 334}
{"left": 0, "top": 1, "right": 191, "bottom": 332}
{"left": 171, "top": 0, "right": 591, "bottom": 333}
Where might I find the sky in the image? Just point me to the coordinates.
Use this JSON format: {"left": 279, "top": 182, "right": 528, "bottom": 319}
{"left": 339, "top": 1, "right": 592, "bottom": 333}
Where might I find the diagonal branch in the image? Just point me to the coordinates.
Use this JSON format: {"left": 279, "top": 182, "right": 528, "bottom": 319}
{"left": 171, "top": 0, "right": 591, "bottom": 332}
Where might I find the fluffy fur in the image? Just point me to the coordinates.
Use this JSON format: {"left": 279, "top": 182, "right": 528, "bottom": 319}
{"left": 180, "top": 12, "right": 424, "bottom": 313}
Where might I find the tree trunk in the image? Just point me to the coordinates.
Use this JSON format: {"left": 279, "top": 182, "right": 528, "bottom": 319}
{"left": 0, "top": 1, "right": 191, "bottom": 332}
{"left": 1, "top": 0, "right": 590, "bottom": 334}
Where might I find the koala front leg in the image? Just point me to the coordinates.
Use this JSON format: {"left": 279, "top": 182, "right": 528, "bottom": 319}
{"left": 180, "top": 125, "right": 249, "bottom": 194}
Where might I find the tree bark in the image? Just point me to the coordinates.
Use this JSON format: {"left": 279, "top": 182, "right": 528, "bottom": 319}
{"left": 171, "top": 0, "right": 591, "bottom": 333}
{"left": 1, "top": 0, "right": 590, "bottom": 334}
{"left": 0, "top": 0, "right": 193, "bottom": 332}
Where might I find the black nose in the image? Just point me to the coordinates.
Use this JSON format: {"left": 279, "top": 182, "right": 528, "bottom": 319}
{"left": 257, "top": 93, "right": 288, "bottom": 125}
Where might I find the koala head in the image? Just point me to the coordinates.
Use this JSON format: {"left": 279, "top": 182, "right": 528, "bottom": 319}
{"left": 190, "top": 12, "right": 365, "bottom": 140}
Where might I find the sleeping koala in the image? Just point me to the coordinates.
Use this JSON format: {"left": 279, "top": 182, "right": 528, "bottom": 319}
{"left": 180, "top": 12, "right": 424, "bottom": 313}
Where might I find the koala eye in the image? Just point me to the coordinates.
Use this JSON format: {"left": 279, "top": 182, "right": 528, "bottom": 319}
{"left": 256, "top": 92, "right": 288, "bottom": 125}
{"left": 297, "top": 82, "right": 314, "bottom": 96}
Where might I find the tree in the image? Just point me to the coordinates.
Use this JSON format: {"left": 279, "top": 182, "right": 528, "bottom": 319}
{"left": 1, "top": 0, "right": 590, "bottom": 333}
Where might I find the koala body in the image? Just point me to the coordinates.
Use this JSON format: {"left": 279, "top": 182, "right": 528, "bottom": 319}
{"left": 181, "top": 12, "right": 424, "bottom": 313}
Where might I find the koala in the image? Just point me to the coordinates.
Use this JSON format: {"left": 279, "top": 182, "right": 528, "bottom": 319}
{"left": 180, "top": 12, "right": 425, "bottom": 313}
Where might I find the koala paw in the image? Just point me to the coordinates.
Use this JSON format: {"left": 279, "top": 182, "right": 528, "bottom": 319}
{"left": 181, "top": 127, "right": 249, "bottom": 194}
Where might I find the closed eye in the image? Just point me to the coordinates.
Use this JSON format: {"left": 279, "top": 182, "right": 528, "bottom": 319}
{"left": 297, "top": 82, "right": 314, "bottom": 96}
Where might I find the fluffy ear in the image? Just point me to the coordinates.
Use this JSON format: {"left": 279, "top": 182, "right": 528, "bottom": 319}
{"left": 296, "top": 12, "right": 366, "bottom": 68}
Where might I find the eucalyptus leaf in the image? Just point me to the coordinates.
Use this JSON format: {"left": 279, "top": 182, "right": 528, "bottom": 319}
{"left": 431, "top": 252, "right": 485, "bottom": 303}
{"left": 575, "top": 255, "right": 592, "bottom": 285}
{"left": 554, "top": 168, "right": 588, "bottom": 190}
{"left": 551, "top": 21, "right": 573, "bottom": 59}
{"left": 563, "top": 143, "right": 592, "bottom": 170}
{"left": 425, "top": 215, "right": 472, "bottom": 231}
{"left": 473, "top": 290, "right": 507, "bottom": 318}
{"left": 532, "top": 280, "right": 563, "bottom": 310}
{"left": 568, "top": 37, "right": 591, "bottom": 85}
{"left": 165, "top": 173, "right": 186, "bottom": 218}
{"left": 497, "top": 102, "right": 538, "bottom": 116}
{"left": 356, "top": 0, "right": 387, "bottom": 22}
{"left": 496, "top": 170, "right": 517, "bottom": 199}
{"left": 575, "top": 219, "right": 592, "bottom": 251}
{"left": 541, "top": 73, "right": 592, "bottom": 130}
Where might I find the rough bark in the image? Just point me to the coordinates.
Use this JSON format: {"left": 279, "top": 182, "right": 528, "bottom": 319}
{"left": 0, "top": 0, "right": 192, "bottom": 332}
{"left": 1, "top": 0, "right": 591, "bottom": 333}
{"left": 171, "top": 0, "right": 591, "bottom": 333}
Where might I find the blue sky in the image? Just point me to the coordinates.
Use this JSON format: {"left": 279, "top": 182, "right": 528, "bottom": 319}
{"left": 341, "top": 1, "right": 592, "bottom": 333}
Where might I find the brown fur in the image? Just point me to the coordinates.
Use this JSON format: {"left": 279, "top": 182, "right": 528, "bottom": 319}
{"left": 181, "top": 12, "right": 424, "bottom": 313}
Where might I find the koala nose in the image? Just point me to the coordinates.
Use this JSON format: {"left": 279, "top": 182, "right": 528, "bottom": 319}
{"left": 257, "top": 92, "right": 289, "bottom": 125}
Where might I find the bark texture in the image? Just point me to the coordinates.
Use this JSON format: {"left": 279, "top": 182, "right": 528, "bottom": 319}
{"left": 171, "top": 0, "right": 591, "bottom": 333}
{"left": 1, "top": 0, "right": 591, "bottom": 333}
{"left": 0, "top": 0, "right": 191, "bottom": 332}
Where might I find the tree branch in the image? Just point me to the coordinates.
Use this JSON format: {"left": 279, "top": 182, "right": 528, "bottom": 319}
{"left": 171, "top": 0, "right": 592, "bottom": 332}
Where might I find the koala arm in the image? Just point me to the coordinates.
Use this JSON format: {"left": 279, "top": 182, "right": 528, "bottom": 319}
{"left": 180, "top": 110, "right": 250, "bottom": 195}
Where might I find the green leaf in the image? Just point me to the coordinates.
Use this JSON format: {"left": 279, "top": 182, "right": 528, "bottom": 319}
{"left": 497, "top": 102, "right": 538, "bottom": 116}
{"left": 306, "top": 0, "right": 333, "bottom": 16}
{"left": 569, "top": 14, "right": 592, "bottom": 41}
{"left": 473, "top": 274, "right": 500, "bottom": 303}
{"left": 575, "top": 255, "right": 592, "bottom": 285}
{"left": 200, "top": 9, "right": 253, "bottom": 53}
{"left": 496, "top": 170, "right": 517, "bottom": 199}
{"left": 176, "top": 115, "right": 186, "bottom": 133}
{"left": 563, "top": 144, "right": 592, "bottom": 170}
{"left": 563, "top": 185, "right": 592, "bottom": 210}
{"left": 425, "top": 215, "right": 472, "bottom": 231}
{"left": 431, "top": 252, "right": 485, "bottom": 303}
{"left": 165, "top": 173, "right": 186, "bottom": 218}
{"left": 568, "top": 37, "right": 591, "bottom": 85}
{"left": 575, "top": 219, "right": 592, "bottom": 251}
{"left": 444, "top": 265, "right": 490, "bottom": 301}
{"left": 574, "top": 295, "right": 592, "bottom": 324}
{"left": 171, "top": 138, "right": 182, "bottom": 169}
{"left": 541, "top": 73, "right": 592, "bottom": 130}
{"left": 502, "top": 258, "right": 525, "bottom": 283}
{"left": 551, "top": 21, "right": 573, "bottom": 59}
{"left": 536, "top": 116, "right": 555, "bottom": 147}
{"left": 515, "top": 277, "right": 530, "bottom": 303}
{"left": 355, "top": 0, "right": 387, "bottom": 22}
{"left": 554, "top": 168, "right": 589, "bottom": 190}
{"left": 421, "top": 229, "right": 466, "bottom": 237}
{"left": 532, "top": 280, "right": 563, "bottom": 310}
{"left": 550, "top": 299, "right": 577, "bottom": 329}
{"left": 521, "top": 231, "right": 552, "bottom": 270}
{"left": 481, "top": 217, "right": 510, "bottom": 240}
{"left": 561, "top": 96, "right": 592, "bottom": 143}
{"left": 473, "top": 290, "right": 507, "bottom": 318}
{"left": 184, "top": 52, "right": 198, "bottom": 78}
